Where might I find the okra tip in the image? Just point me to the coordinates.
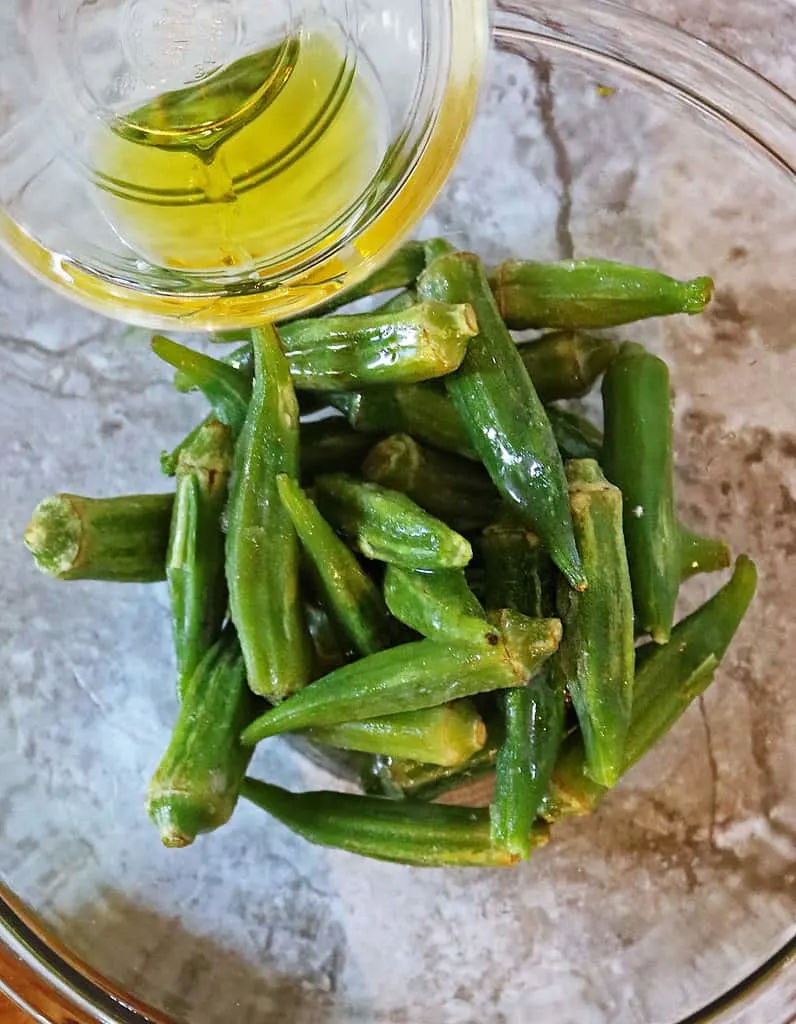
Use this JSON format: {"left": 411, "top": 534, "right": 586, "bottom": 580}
{"left": 24, "top": 495, "right": 81, "bottom": 578}
{"left": 683, "top": 276, "right": 715, "bottom": 314}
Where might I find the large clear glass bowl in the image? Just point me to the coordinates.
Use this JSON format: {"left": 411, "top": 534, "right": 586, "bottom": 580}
{"left": 2, "top": 1, "right": 795, "bottom": 1021}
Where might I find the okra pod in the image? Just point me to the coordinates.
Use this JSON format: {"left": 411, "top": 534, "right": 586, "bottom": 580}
{"left": 313, "top": 473, "right": 473, "bottom": 570}
{"left": 518, "top": 331, "right": 617, "bottom": 402}
{"left": 305, "top": 601, "right": 352, "bottom": 677}
{"left": 308, "top": 702, "right": 487, "bottom": 767}
{"left": 242, "top": 778, "right": 548, "bottom": 867}
{"left": 279, "top": 301, "right": 477, "bottom": 391}
{"left": 491, "top": 258, "right": 714, "bottom": 330}
{"left": 626, "top": 555, "right": 757, "bottom": 769}
{"left": 276, "top": 475, "right": 392, "bottom": 657}
{"left": 679, "top": 528, "right": 731, "bottom": 580}
{"left": 151, "top": 336, "right": 250, "bottom": 436}
{"left": 545, "top": 406, "right": 604, "bottom": 462}
{"left": 557, "top": 460, "right": 635, "bottom": 787}
{"left": 329, "top": 385, "right": 479, "bottom": 461}
{"left": 601, "top": 341, "right": 680, "bottom": 644}
{"left": 241, "top": 612, "right": 562, "bottom": 744}
{"left": 383, "top": 565, "right": 496, "bottom": 647}
{"left": 482, "top": 513, "right": 563, "bottom": 859}
{"left": 540, "top": 732, "right": 607, "bottom": 822}
{"left": 24, "top": 493, "right": 173, "bottom": 582}
{"left": 168, "top": 420, "right": 233, "bottom": 698}
{"left": 418, "top": 251, "right": 585, "bottom": 589}
{"left": 362, "top": 434, "right": 501, "bottom": 534}
{"left": 225, "top": 325, "right": 311, "bottom": 700}
{"left": 147, "top": 627, "right": 259, "bottom": 847}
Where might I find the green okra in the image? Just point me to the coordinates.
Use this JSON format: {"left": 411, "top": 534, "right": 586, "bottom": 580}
{"left": 167, "top": 420, "right": 233, "bottom": 699}
{"left": 299, "top": 419, "right": 376, "bottom": 482}
{"left": 418, "top": 251, "right": 585, "bottom": 590}
{"left": 626, "top": 555, "right": 757, "bottom": 769}
{"left": 383, "top": 565, "right": 496, "bottom": 647}
{"left": 279, "top": 301, "right": 477, "bottom": 391}
{"left": 24, "top": 493, "right": 173, "bottom": 583}
{"left": 540, "top": 731, "right": 607, "bottom": 822}
{"left": 601, "top": 342, "right": 680, "bottom": 644}
{"left": 482, "top": 512, "right": 563, "bottom": 859}
{"left": 277, "top": 475, "right": 392, "bottom": 657}
{"left": 518, "top": 331, "right": 617, "bottom": 402}
{"left": 313, "top": 473, "right": 473, "bottom": 570}
{"left": 362, "top": 433, "right": 501, "bottom": 534}
{"left": 242, "top": 777, "right": 549, "bottom": 867}
{"left": 241, "top": 611, "right": 563, "bottom": 745}
{"left": 679, "top": 528, "right": 731, "bottom": 580}
{"left": 490, "top": 258, "right": 714, "bottom": 330}
{"left": 545, "top": 406, "right": 604, "bottom": 461}
{"left": 556, "top": 460, "right": 635, "bottom": 787}
{"left": 307, "top": 701, "right": 487, "bottom": 767}
{"left": 374, "top": 289, "right": 418, "bottom": 315}
{"left": 152, "top": 336, "right": 250, "bottom": 437}
{"left": 329, "top": 385, "right": 479, "bottom": 461}
{"left": 147, "top": 626, "right": 260, "bottom": 848}
{"left": 225, "top": 325, "right": 311, "bottom": 701}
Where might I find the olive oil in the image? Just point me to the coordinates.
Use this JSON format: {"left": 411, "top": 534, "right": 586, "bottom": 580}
{"left": 93, "top": 32, "right": 385, "bottom": 273}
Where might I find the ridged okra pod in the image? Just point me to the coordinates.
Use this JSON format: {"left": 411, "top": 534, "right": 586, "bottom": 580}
{"left": 518, "top": 331, "right": 616, "bottom": 402}
{"left": 556, "top": 460, "right": 635, "bottom": 787}
{"left": 242, "top": 778, "right": 549, "bottom": 867}
{"left": 383, "top": 565, "right": 496, "bottom": 647}
{"left": 308, "top": 702, "right": 487, "bottom": 767}
{"left": 490, "top": 258, "right": 714, "bottom": 330}
{"left": 225, "top": 325, "right": 311, "bottom": 700}
{"left": 147, "top": 627, "right": 259, "bottom": 847}
{"left": 418, "top": 251, "right": 585, "bottom": 590}
{"left": 24, "top": 493, "right": 173, "bottom": 582}
{"left": 167, "top": 420, "right": 233, "bottom": 698}
{"left": 363, "top": 433, "right": 501, "bottom": 534}
{"left": 313, "top": 473, "right": 473, "bottom": 570}
{"left": 241, "top": 611, "right": 562, "bottom": 745}
{"left": 276, "top": 474, "right": 392, "bottom": 657}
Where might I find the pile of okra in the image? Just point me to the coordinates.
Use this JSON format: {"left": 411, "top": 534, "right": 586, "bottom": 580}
{"left": 25, "top": 242, "right": 757, "bottom": 868}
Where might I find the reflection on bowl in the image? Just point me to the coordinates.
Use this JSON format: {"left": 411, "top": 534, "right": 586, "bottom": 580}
{"left": 1, "top": 2, "right": 795, "bottom": 1022}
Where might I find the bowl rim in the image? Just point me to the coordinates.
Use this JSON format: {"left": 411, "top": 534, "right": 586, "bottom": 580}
{"left": 3, "top": 1, "right": 796, "bottom": 1019}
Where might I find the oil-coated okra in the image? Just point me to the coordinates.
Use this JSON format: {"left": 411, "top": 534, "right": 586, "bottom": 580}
{"left": 313, "top": 473, "right": 473, "bottom": 570}
{"left": 545, "top": 406, "right": 604, "bottom": 462}
{"left": 242, "top": 778, "right": 549, "bottom": 867}
{"left": 225, "top": 325, "right": 311, "bottom": 700}
{"left": 167, "top": 420, "right": 233, "bottom": 698}
{"left": 556, "top": 460, "right": 635, "bottom": 787}
{"left": 24, "top": 493, "right": 173, "bottom": 582}
{"left": 383, "top": 565, "right": 496, "bottom": 647}
{"left": 279, "top": 301, "right": 477, "bottom": 391}
{"left": 491, "top": 258, "right": 714, "bottom": 330}
{"left": 241, "top": 612, "right": 562, "bottom": 744}
{"left": 518, "top": 331, "right": 617, "bottom": 402}
{"left": 277, "top": 474, "right": 392, "bottom": 657}
{"left": 363, "top": 433, "right": 501, "bottom": 534}
{"left": 418, "top": 251, "right": 585, "bottom": 590}
{"left": 147, "top": 626, "right": 260, "bottom": 847}
{"left": 307, "top": 701, "right": 487, "bottom": 767}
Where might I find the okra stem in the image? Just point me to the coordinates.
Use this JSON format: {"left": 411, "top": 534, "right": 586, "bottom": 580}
{"left": 24, "top": 493, "right": 173, "bottom": 582}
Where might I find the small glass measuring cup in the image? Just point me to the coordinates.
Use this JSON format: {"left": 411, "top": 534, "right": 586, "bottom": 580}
{"left": 0, "top": 0, "right": 489, "bottom": 329}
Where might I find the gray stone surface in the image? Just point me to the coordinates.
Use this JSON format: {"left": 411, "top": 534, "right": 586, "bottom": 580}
{"left": 1, "top": 3, "right": 795, "bottom": 1023}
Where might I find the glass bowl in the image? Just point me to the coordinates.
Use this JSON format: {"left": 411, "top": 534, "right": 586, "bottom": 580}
{"left": 0, "top": 0, "right": 488, "bottom": 330}
{"left": 2, "top": 1, "right": 796, "bottom": 1021}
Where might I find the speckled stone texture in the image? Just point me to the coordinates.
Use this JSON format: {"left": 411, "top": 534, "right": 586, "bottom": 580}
{"left": 1, "top": 3, "right": 795, "bottom": 1023}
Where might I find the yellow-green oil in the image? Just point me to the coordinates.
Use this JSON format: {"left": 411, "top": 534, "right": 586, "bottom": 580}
{"left": 93, "top": 33, "right": 384, "bottom": 273}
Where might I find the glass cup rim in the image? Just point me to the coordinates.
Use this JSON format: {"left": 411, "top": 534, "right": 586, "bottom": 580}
{"left": 2, "top": 1, "right": 795, "bottom": 1019}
